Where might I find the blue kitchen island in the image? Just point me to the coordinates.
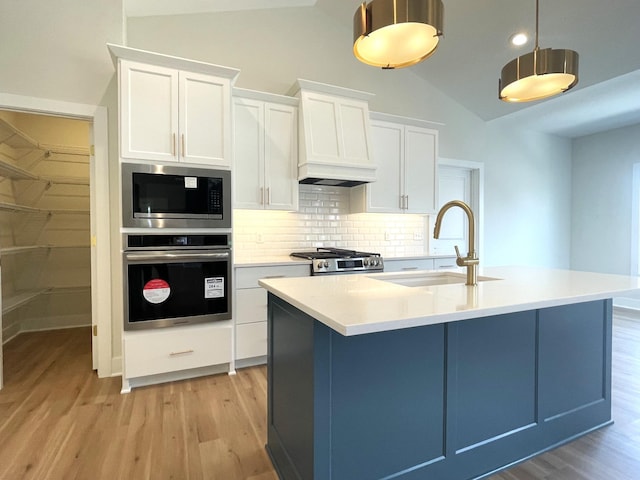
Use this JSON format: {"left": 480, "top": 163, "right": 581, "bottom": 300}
{"left": 259, "top": 267, "right": 640, "bottom": 480}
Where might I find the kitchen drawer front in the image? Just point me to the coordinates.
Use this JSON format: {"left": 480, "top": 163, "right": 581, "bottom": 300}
{"left": 384, "top": 259, "right": 435, "bottom": 272}
{"left": 123, "top": 323, "right": 231, "bottom": 378}
{"left": 236, "top": 288, "right": 268, "bottom": 324}
{"left": 433, "top": 257, "right": 457, "bottom": 270}
{"left": 236, "top": 321, "right": 267, "bottom": 359}
{"left": 235, "top": 264, "right": 309, "bottom": 289}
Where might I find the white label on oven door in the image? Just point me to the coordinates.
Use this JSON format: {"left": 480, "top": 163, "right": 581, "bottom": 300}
{"left": 184, "top": 176, "right": 198, "bottom": 189}
{"left": 205, "top": 277, "right": 224, "bottom": 299}
{"left": 143, "top": 279, "right": 171, "bottom": 304}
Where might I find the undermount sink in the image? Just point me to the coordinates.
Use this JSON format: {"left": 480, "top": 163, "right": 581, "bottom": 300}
{"left": 371, "top": 271, "right": 501, "bottom": 288}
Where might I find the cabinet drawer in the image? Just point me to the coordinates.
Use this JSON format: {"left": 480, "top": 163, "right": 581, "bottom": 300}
{"left": 123, "top": 323, "right": 231, "bottom": 378}
{"left": 384, "top": 259, "right": 435, "bottom": 273}
{"left": 235, "top": 264, "right": 309, "bottom": 288}
{"left": 236, "top": 321, "right": 267, "bottom": 359}
{"left": 434, "top": 257, "right": 457, "bottom": 270}
{"left": 236, "top": 288, "right": 267, "bottom": 324}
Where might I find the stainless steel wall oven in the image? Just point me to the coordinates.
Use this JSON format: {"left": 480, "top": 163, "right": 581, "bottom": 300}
{"left": 122, "top": 163, "right": 231, "bottom": 229}
{"left": 123, "top": 234, "right": 232, "bottom": 331}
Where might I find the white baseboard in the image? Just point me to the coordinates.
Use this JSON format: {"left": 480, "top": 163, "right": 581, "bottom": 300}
{"left": 122, "top": 363, "right": 231, "bottom": 393}
{"left": 235, "top": 355, "right": 267, "bottom": 369}
{"left": 2, "top": 323, "right": 91, "bottom": 345}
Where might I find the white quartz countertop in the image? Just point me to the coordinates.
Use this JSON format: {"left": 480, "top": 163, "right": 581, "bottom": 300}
{"left": 258, "top": 266, "right": 640, "bottom": 336}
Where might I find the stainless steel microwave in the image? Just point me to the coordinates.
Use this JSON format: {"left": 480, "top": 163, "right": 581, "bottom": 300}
{"left": 122, "top": 163, "right": 231, "bottom": 229}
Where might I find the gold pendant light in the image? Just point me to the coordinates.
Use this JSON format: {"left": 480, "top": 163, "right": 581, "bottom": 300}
{"left": 499, "top": 0, "right": 579, "bottom": 102}
{"left": 353, "top": 0, "right": 444, "bottom": 69}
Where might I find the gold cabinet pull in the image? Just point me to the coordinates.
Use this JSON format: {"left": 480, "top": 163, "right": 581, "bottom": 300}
{"left": 171, "top": 133, "right": 176, "bottom": 156}
{"left": 181, "top": 134, "right": 185, "bottom": 157}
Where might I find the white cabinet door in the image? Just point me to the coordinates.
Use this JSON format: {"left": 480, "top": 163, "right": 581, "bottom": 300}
{"left": 120, "top": 60, "right": 231, "bottom": 167}
{"left": 235, "top": 288, "right": 267, "bottom": 325}
{"left": 236, "top": 322, "right": 268, "bottom": 359}
{"left": 384, "top": 258, "right": 435, "bottom": 272}
{"left": 180, "top": 71, "right": 230, "bottom": 167}
{"left": 300, "top": 91, "right": 372, "bottom": 166}
{"left": 233, "top": 98, "right": 265, "bottom": 208}
{"left": 264, "top": 102, "right": 298, "bottom": 211}
{"left": 120, "top": 60, "right": 179, "bottom": 162}
{"left": 366, "top": 120, "right": 403, "bottom": 212}
{"left": 123, "top": 323, "right": 232, "bottom": 379}
{"left": 233, "top": 97, "right": 298, "bottom": 211}
{"left": 404, "top": 125, "right": 438, "bottom": 214}
{"left": 234, "top": 263, "right": 309, "bottom": 362}
{"left": 353, "top": 116, "right": 438, "bottom": 214}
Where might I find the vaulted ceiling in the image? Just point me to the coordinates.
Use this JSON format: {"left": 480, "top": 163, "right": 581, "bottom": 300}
{"left": 125, "top": 0, "right": 640, "bottom": 137}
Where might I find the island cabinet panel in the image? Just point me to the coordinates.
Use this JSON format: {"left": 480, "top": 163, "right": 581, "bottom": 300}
{"left": 327, "top": 323, "right": 446, "bottom": 479}
{"left": 538, "top": 301, "right": 610, "bottom": 421}
{"left": 266, "top": 295, "right": 613, "bottom": 480}
{"left": 451, "top": 311, "right": 537, "bottom": 452}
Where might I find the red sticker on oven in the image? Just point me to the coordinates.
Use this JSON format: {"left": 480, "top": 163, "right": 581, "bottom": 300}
{"left": 143, "top": 279, "right": 171, "bottom": 304}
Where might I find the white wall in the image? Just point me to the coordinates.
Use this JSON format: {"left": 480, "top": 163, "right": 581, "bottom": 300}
{"left": 481, "top": 122, "right": 573, "bottom": 267}
{"left": 571, "top": 123, "right": 640, "bottom": 275}
{"left": 0, "top": 0, "right": 123, "bottom": 105}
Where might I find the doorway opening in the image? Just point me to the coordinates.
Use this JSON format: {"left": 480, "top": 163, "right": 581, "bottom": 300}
{"left": 0, "top": 94, "right": 111, "bottom": 391}
{"left": 0, "top": 110, "right": 93, "bottom": 388}
{"left": 616, "top": 162, "right": 640, "bottom": 311}
{"left": 431, "top": 158, "right": 484, "bottom": 259}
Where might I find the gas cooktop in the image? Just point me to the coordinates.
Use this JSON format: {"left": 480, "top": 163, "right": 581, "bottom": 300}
{"left": 290, "top": 247, "right": 384, "bottom": 275}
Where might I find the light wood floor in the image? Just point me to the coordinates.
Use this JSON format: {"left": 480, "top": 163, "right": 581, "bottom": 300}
{"left": 0, "top": 314, "right": 638, "bottom": 480}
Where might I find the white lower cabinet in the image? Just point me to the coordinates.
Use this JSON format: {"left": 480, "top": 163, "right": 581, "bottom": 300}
{"left": 123, "top": 322, "right": 232, "bottom": 388}
{"left": 384, "top": 258, "right": 434, "bottom": 272}
{"left": 384, "top": 256, "right": 456, "bottom": 272}
{"left": 234, "top": 263, "right": 309, "bottom": 366}
{"left": 434, "top": 257, "right": 458, "bottom": 270}
{"left": 236, "top": 321, "right": 268, "bottom": 359}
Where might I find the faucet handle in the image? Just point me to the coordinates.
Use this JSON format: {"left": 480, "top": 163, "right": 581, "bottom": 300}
{"left": 454, "top": 245, "right": 462, "bottom": 259}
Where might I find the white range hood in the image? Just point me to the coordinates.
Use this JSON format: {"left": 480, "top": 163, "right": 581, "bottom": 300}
{"left": 288, "top": 79, "right": 377, "bottom": 187}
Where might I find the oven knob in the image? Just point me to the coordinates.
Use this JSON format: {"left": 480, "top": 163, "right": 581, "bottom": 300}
{"left": 316, "top": 261, "right": 324, "bottom": 269}
{"left": 323, "top": 260, "right": 330, "bottom": 268}
{"left": 371, "top": 259, "right": 377, "bottom": 267}
{"left": 364, "top": 259, "right": 369, "bottom": 266}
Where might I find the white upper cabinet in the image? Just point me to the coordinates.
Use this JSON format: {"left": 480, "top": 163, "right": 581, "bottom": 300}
{"left": 351, "top": 113, "right": 439, "bottom": 214}
{"left": 233, "top": 90, "right": 298, "bottom": 211}
{"left": 180, "top": 71, "right": 230, "bottom": 166}
{"left": 120, "top": 62, "right": 178, "bottom": 163}
{"left": 110, "top": 45, "right": 240, "bottom": 168}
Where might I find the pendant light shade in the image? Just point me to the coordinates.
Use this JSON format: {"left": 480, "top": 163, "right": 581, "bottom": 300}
{"left": 353, "top": 0, "right": 444, "bottom": 69}
{"left": 499, "top": 0, "right": 579, "bottom": 102}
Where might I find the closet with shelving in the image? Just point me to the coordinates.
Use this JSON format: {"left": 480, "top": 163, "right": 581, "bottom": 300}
{"left": 0, "top": 110, "right": 91, "bottom": 345}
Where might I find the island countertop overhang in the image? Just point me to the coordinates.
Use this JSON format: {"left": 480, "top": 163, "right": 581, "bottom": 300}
{"left": 258, "top": 266, "right": 640, "bottom": 336}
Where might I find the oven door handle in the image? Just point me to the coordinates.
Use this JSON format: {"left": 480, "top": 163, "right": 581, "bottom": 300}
{"left": 125, "top": 252, "right": 230, "bottom": 261}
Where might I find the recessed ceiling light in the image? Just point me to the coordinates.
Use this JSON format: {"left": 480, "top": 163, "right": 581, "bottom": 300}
{"left": 510, "top": 33, "right": 528, "bottom": 46}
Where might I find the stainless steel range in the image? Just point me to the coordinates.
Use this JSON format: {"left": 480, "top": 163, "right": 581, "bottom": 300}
{"left": 290, "top": 247, "right": 384, "bottom": 275}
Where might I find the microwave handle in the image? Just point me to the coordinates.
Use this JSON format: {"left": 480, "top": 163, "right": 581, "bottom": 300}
{"left": 125, "top": 252, "right": 230, "bottom": 261}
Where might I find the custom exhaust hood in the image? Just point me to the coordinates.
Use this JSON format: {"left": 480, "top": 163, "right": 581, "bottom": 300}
{"left": 288, "top": 79, "right": 377, "bottom": 187}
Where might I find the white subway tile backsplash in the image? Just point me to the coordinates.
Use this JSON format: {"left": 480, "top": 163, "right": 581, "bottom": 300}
{"left": 233, "top": 185, "right": 429, "bottom": 259}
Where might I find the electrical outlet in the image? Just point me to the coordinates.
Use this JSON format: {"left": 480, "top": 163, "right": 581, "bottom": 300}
{"left": 414, "top": 231, "right": 424, "bottom": 241}
{"left": 256, "top": 233, "right": 264, "bottom": 243}
{"left": 385, "top": 231, "right": 391, "bottom": 241}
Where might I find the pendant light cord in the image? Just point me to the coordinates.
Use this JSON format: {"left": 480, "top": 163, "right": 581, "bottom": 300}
{"left": 534, "top": 0, "right": 540, "bottom": 50}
